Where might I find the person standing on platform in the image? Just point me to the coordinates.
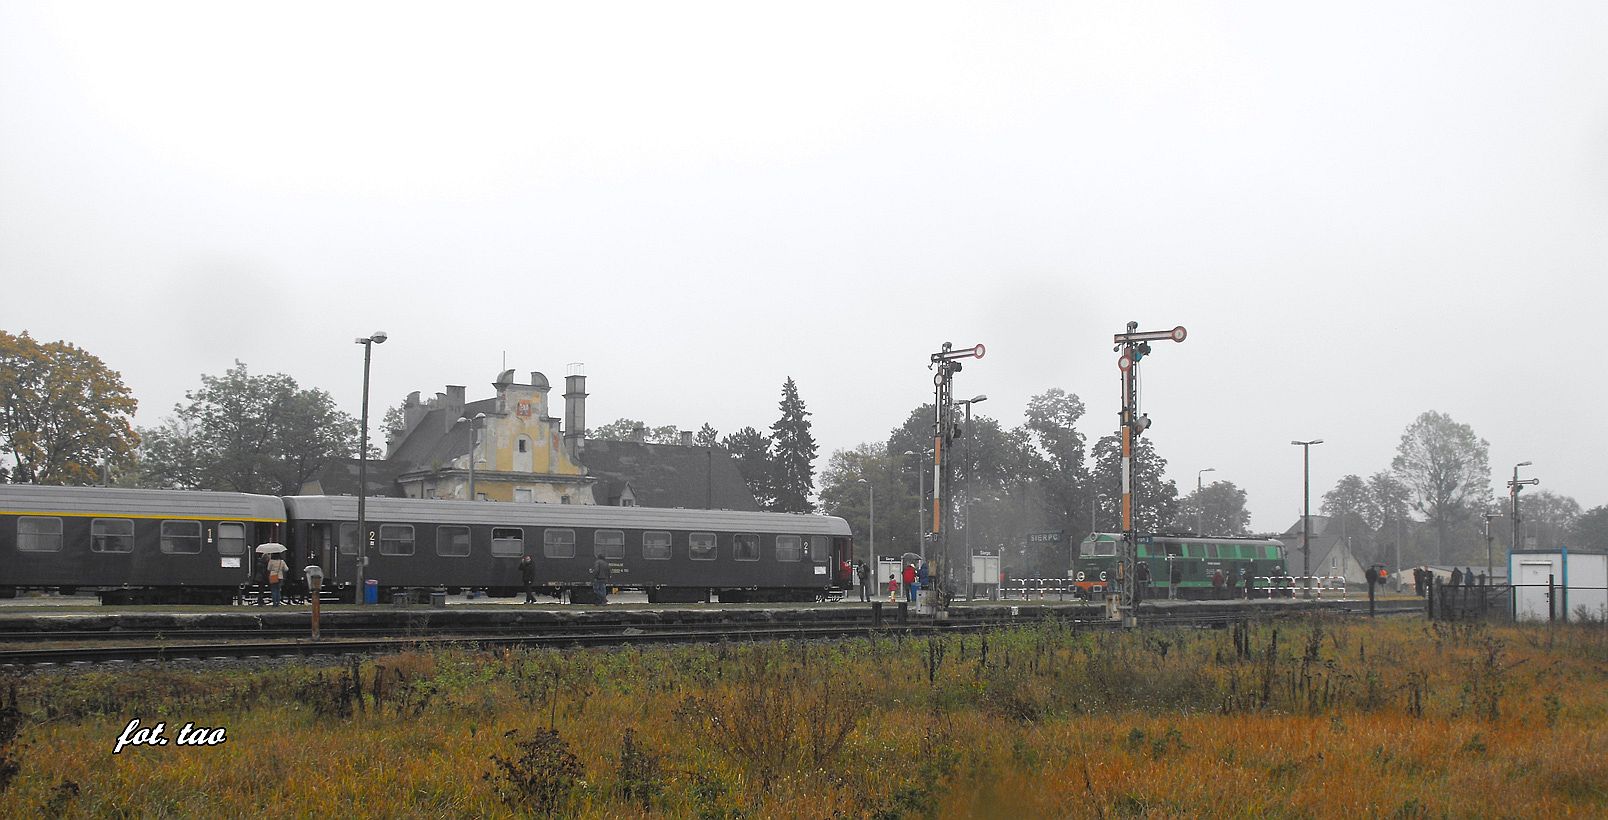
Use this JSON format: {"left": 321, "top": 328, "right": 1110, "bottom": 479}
{"left": 519, "top": 554, "right": 536, "bottom": 604}
{"left": 590, "top": 552, "right": 611, "bottom": 605}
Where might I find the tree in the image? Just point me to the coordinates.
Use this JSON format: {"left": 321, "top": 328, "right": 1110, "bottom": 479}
{"left": 1090, "top": 433, "right": 1178, "bottom": 533}
{"left": 720, "top": 426, "right": 772, "bottom": 509}
{"left": 1517, "top": 490, "right": 1581, "bottom": 550}
{"left": 1391, "top": 411, "right": 1490, "bottom": 564}
{"left": 0, "top": 330, "right": 139, "bottom": 484}
{"left": 381, "top": 401, "right": 408, "bottom": 446}
{"left": 138, "top": 361, "right": 359, "bottom": 495}
{"left": 1021, "top": 388, "right": 1091, "bottom": 537}
{"left": 589, "top": 419, "right": 681, "bottom": 444}
{"left": 817, "top": 442, "right": 901, "bottom": 563}
{"left": 1320, "top": 474, "right": 1378, "bottom": 563}
{"left": 768, "top": 377, "right": 817, "bottom": 513}
{"left": 1571, "top": 506, "right": 1608, "bottom": 552}
{"left": 694, "top": 423, "right": 719, "bottom": 448}
{"left": 1173, "top": 480, "right": 1251, "bottom": 536}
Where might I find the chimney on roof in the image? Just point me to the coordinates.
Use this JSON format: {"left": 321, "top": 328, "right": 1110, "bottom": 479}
{"left": 443, "top": 386, "right": 466, "bottom": 432}
{"left": 392, "top": 391, "right": 426, "bottom": 457}
{"left": 563, "top": 371, "right": 587, "bottom": 461}
{"left": 630, "top": 422, "right": 647, "bottom": 443}
{"left": 680, "top": 430, "right": 694, "bottom": 446}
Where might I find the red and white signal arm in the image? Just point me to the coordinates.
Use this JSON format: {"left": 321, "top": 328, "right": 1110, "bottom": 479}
{"left": 971, "top": 344, "right": 986, "bottom": 359}
{"left": 516, "top": 400, "right": 532, "bottom": 418}
{"left": 1170, "top": 326, "right": 1187, "bottom": 343}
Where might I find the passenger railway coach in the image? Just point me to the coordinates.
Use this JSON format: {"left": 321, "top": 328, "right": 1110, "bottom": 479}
{"left": 0, "top": 485, "right": 285, "bottom": 604}
{"left": 1, "top": 485, "right": 856, "bottom": 604}
{"left": 284, "top": 495, "right": 855, "bottom": 603}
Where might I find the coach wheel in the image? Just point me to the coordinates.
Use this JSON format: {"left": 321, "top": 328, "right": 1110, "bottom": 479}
{"left": 0, "top": 586, "right": 15, "bottom": 599}
{"left": 59, "top": 586, "right": 78, "bottom": 596}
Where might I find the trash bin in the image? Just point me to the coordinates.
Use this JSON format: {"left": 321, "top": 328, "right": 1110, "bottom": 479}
{"left": 363, "top": 579, "right": 379, "bottom": 604}
{"left": 430, "top": 591, "right": 447, "bottom": 608}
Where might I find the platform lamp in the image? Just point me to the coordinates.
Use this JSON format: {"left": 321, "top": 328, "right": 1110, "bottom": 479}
{"left": 355, "top": 331, "right": 387, "bottom": 605}
{"left": 1291, "top": 439, "right": 1323, "bottom": 599}
{"left": 1195, "top": 467, "right": 1216, "bottom": 536}
{"left": 457, "top": 413, "right": 487, "bottom": 500}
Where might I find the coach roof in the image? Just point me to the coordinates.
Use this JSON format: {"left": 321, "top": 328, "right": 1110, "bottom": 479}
{"left": 0, "top": 485, "right": 286, "bottom": 521}
{"left": 282, "top": 495, "right": 850, "bottom": 535}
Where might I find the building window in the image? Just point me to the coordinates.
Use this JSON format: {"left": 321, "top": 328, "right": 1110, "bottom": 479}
{"left": 339, "top": 523, "right": 359, "bottom": 556}
{"left": 160, "top": 521, "right": 202, "bottom": 554}
{"left": 689, "top": 532, "right": 716, "bottom": 561}
{"left": 438, "top": 525, "right": 471, "bottom": 557}
{"left": 643, "top": 531, "right": 671, "bottom": 560}
{"left": 621, "top": 499, "right": 635, "bottom": 507}
{"left": 218, "top": 522, "right": 245, "bottom": 555}
{"left": 17, "top": 517, "right": 62, "bottom": 552}
{"left": 560, "top": 496, "right": 571, "bottom": 505}
{"left": 775, "top": 535, "right": 802, "bottom": 562}
{"left": 514, "top": 488, "right": 533, "bottom": 503}
{"left": 91, "top": 519, "right": 134, "bottom": 553}
{"left": 492, "top": 527, "right": 524, "bottom": 558}
{"left": 379, "top": 524, "right": 415, "bottom": 556}
{"left": 594, "top": 529, "right": 625, "bottom": 559}
{"left": 544, "top": 528, "right": 576, "bottom": 558}
{"left": 734, "top": 533, "right": 760, "bottom": 561}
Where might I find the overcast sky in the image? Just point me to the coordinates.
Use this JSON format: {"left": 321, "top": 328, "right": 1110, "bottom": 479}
{"left": 3, "top": 1, "right": 1605, "bottom": 532}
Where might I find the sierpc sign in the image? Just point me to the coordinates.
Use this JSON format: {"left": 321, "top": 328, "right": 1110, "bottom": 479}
{"left": 1025, "top": 531, "right": 1064, "bottom": 545}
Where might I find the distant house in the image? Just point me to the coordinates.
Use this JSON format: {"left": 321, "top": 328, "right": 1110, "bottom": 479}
{"left": 1278, "top": 515, "right": 1368, "bottom": 586}
{"left": 303, "top": 368, "right": 758, "bottom": 511}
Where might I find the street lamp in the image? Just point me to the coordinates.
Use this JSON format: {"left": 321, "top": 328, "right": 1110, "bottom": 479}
{"left": 355, "top": 331, "right": 388, "bottom": 605}
{"left": 1482, "top": 509, "right": 1504, "bottom": 582}
{"left": 1195, "top": 467, "right": 1217, "bottom": 536}
{"left": 956, "top": 395, "right": 987, "bottom": 599}
{"left": 456, "top": 413, "right": 487, "bottom": 500}
{"left": 857, "top": 478, "right": 875, "bottom": 586}
{"left": 1291, "top": 439, "right": 1324, "bottom": 599}
{"left": 902, "top": 449, "right": 930, "bottom": 564}
{"left": 1509, "top": 461, "right": 1538, "bottom": 555}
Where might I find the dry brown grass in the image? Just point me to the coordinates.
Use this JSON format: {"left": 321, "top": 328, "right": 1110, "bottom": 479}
{"left": 0, "top": 617, "right": 1604, "bottom": 817}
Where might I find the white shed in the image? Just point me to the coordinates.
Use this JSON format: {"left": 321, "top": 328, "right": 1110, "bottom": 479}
{"left": 1509, "top": 549, "right": 1608, "bottom": 622}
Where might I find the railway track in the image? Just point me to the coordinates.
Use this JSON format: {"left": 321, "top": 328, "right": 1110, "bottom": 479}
{"left": 0, "top": 599, "right": 1423, "bottom": 666}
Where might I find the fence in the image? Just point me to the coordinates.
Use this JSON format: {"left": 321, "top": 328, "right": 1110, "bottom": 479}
{"left": 1425, "top": 579, "right": 1608, "bottom": 623}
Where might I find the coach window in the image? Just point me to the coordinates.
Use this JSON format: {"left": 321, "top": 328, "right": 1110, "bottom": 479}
{"left": 379, "top": 524, "right": 415, "bottom": 556}
{"left": 160, "top": 521, "right": 202, "bottom": 554}
{"left": 338, "top": 523, "right": 360, "bottom": 556}
{"left": 217, "top": 522, "right": 245, "bottom": 555}
{"left": 438, "top": 525, "right": 471, "bottom": 557}
{"left": 734, "top": 533, "right": 760, "bottom": 561}
{"left": 643, "top": 531, "right": 671, "bottom": 560}
{"left": 775, "top": 535, "right": 802, "bottom": 562}
{"left": 491, "top": 527, "right": 524, "bottom": 558}
{"left": 91, "top": 519, "right": 134, "bottom": 553}
{"left": 808, "top": 535, "right": 829, "bottom": 559}
{"left": 689, "top": 532, "right": 716, "bottom": 561}
{"left": 594, "top": 530, "right": 625, "bottom": 559}
{"left": 17, "top": 517, "right": 62, "bottom": 552}
{"left": 544, "top": 529, "right": 576, "bottom": 559}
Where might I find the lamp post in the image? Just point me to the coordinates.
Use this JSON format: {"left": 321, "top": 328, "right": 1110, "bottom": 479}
{"left": 457, "top": 413, "right": 487, "bottom": 500}
{"left": 956, "top": 395, "right": 987, "bottom": 599}
{"left": 354, "top": 331, "right": 388, "bottom": 605}
{"left": 903, "top": 449, "right": 930, "bottom": 563}
{"left": 1482, "top": 509, "right": 1504, "bottom": 581}
{"left": 857, "top": 478, "right": 875, "bottom": 582}
{"left": 1195, "top": 467, "right": 1217, "bottom": 536}
{"left": 1291, "top": 439, "right": 1323, "bottom": 599}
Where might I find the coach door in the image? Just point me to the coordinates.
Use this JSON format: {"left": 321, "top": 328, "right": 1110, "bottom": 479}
{"left": 305, "top": 523, "right": 337, "bottom": 580}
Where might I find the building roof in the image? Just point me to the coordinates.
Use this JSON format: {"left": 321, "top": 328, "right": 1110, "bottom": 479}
{"left": 388, "top": 398, "right": 498, "bottom": 469}
{"left": 579, "top": 439, "right": 759, "bottom": 511}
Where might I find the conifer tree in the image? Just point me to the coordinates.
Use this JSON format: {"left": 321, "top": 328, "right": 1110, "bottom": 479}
{"left": 768, "top": 377, "right": 818, "bottom": 512}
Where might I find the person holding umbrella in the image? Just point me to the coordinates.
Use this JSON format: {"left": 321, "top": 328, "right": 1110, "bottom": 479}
{"left": 256, "top": 543, "right": 290, "bottom": 606}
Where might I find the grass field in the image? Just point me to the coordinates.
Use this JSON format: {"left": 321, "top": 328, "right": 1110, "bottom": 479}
{"left": 0, "top": 615, "right": 1604, "bottom": 818}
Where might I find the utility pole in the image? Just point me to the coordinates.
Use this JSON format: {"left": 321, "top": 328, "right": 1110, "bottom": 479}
{"left": 1195, "top": 467, "right": 1216, "bottom": 536}
{"left": 929, "top": 342, "right": 985, "bottom": 607}
{"left": 1112, "top": 322, "right": 1187, "bottom": 627}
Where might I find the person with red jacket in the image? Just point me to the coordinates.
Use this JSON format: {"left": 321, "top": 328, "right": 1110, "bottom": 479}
{"left": 902, "top": 563, "right": 918, "bottom": 602}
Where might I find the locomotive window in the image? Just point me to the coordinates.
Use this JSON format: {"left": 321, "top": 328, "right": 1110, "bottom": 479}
{"left": 775, "top": 535, "right": 802, "bottom": 562}
{"left": 1264, "top": 546, "right": 1280, "bottom": 559}
{"left": 438, "top": 526, "right": 471, "bottom": 557}
{"left": 1164, "top": 543, "right": 1182, "bottom": 557}
{"left": 544, "top": 529, "right": 576, "bottom": 559}
{"left": 91, "top": 519, "right": 134, "bottom": 553}
{"left": 733, "top": 533, "right": 760, "bottom": 561}
{"left": 17, "top": 517, "right": 62, "bottom": 552}
{"left": 491, "top": 527, "right": 524, "bottom": 557}
{"left": 1206, "top": 544, "right": 1219, "bottom": 558}
{"left": 643, "top": 531, "right": 671, "bottom": 560}
{"left": 379, "top": 525, "right": 415, "bottom": 556}
{"left": 594, "top": 530, "right": 626, "bottom": 559}
{"left": 1185, "top": 545, "right": 1204, "bottom": 558}
{"left": 339, "top": 523, "right": 359, "bottom": 556}
{"left": 217, "top": 522, "right": 245, "bottom": 555}
{"left": 689, "top": 532, "right": 716, "bottom": 561}
{"left": 160, "top": 521, "right": 202, "bottom": 554}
